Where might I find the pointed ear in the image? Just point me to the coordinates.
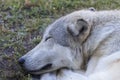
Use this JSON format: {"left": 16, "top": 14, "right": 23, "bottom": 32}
{"left": 67, "top": 19, "right": 91, "bottom": 42}
{"left": 67, "top": 19, "right": 89, "bottom": 36}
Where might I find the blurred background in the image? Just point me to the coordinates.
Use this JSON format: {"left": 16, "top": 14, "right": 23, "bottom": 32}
{"left": 0, "top": 0, "right": 120, "bottom": 80}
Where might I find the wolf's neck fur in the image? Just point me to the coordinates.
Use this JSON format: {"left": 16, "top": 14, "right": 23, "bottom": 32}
{"left": 92, "top": 10, "right": 120, "bottom": 27}
{"left": 82, "top": 10, "right": 120, "bottom": 62}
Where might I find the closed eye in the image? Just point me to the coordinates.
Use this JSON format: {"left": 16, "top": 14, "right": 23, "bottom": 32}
{"left": 45, "top": 36, "right": 52, "bottom": 41}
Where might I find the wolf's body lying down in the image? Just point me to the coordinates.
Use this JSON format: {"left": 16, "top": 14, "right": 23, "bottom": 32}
{"left": 19, "top": 9, "right": 120, "bottom": 80}
{"left": 39, "top": 20, "right": 120, "bottom": 80}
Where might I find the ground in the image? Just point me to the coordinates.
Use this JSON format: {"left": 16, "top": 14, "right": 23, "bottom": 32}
{"left": 0, "top": 0, "right": 120, "bottom": 80}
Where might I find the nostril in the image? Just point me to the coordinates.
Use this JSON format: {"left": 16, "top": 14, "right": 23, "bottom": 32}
{"left": 18, "top": 58, "right": 25, "bottom": 65}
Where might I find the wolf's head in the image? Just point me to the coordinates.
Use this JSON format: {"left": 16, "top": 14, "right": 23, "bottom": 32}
{"left": 18, "top": 10, "right": 94, "bottom": 75}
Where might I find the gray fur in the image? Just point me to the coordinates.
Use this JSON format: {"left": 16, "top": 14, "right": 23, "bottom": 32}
{"left": 19, "top": 9, "right": 120, "bottom": 80}
{"left": 49, "top": 18, "right": 70, "bottom": 47}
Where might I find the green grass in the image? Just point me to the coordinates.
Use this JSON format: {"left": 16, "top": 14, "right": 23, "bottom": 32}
{"left": 1, "top": 0, "right": 120, "bottom": 80}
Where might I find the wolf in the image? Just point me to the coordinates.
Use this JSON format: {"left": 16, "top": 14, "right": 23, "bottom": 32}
{"left": 19, "top": 9, "right": 120, "bottom": 80}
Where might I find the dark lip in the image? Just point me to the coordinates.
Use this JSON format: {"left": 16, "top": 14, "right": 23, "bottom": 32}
{"left": 31, "top": 68, "right": 69, "bottom": 80}
{"left": 28, "top": 68, "right": 56, "bottom": 75}
{"left": 28, "top": 67, "right": 68, "bottom": 75}
{"left": 27, "top": 64, "right": 53, "bottom": 74}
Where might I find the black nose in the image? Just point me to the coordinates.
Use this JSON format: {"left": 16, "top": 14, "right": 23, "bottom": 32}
{"left": 18, "top": 58, "right": 25, "bottom": 65}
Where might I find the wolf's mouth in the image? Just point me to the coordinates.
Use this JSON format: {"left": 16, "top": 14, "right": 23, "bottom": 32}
{"left": 27, "top": 64, "right": 68, "bottom": 75}
{"left": 30, "top": 67, "right": 69, "bottom": 80}
{"left": 40, "top": 64, "right": 52, "bottom": 71}
{"left": 28, "top": 64, "right": 52, "bottom": 74}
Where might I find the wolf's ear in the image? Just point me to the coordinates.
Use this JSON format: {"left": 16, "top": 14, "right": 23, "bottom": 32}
{"left": 67, "top": 19, "right": 88, "bottom": 36}
{"left": 67, "top": 19, "right": 91, "bottom": 42}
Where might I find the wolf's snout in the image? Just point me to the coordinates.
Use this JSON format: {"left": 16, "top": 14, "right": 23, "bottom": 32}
{"left": 18, "top": 57, "right": 25, "bottom": 65}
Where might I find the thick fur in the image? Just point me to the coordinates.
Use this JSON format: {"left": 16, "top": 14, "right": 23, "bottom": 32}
{"left": 19, "top": 9, "right": 120, "bottom": 80}
{"left": 40, "top": 20, "right": 120, "bottom": 80}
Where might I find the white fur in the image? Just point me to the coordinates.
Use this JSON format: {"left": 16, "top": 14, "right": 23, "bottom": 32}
{"left": 21, "top": 10, "right": 120, "bottom": 80}
{"left": 41, "top": 10, "right": 120, "bottom": 80}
